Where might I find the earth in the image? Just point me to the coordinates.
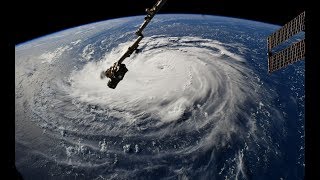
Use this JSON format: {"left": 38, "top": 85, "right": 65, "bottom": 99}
{"left": 15, "top": 14, "right": 305, "bottom": 179}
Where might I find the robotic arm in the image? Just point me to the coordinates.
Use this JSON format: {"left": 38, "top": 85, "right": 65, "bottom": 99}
{"left": 100, "top": 0, "right": 168, "bottom": 89}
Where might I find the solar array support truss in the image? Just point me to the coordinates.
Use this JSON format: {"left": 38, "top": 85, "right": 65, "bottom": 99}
{"left": 267, "top": 11, "right": 305, "bottom": 73}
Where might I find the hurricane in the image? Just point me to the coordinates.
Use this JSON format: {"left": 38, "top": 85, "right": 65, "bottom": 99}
{"left": 15, "top": 14, "right": 304, "bottom": 180}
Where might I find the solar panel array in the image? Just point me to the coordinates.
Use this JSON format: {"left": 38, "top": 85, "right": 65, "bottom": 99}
{"left": 268, "top": 39, "right": 305, "bottom": 73}
{"left": 267, "top": 11, "right": 305, "bottom": 73}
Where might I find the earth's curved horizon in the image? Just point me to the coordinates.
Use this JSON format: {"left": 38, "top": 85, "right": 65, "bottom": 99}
{"left": 15, "top": 14, "right": 304, "bottom": 179}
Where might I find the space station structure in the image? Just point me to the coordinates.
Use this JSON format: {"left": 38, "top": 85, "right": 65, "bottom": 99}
{"left": 100, "top": 0, "right": 168, "bottom": 89}
{"left": 267, "top": 11, "right": 305, "bottom": 73}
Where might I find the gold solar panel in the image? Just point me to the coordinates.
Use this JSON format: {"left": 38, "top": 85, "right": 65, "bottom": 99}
{"left": 267, "top": 11, "right": 305, "bottom": 73}
{"left": 268, "top": 39, "right": 305, "bottom": 73}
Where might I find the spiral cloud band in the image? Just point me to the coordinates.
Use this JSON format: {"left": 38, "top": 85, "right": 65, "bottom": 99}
{"left": 16, "top": 34, "right": 283, "bottom": 179}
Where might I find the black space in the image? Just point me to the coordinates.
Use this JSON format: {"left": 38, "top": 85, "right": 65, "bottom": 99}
{"left": 8, "top": 0, "right": 319, "bottom": 179}
{"left": 12, "top": 0, "right": 307, "bottom": 45}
